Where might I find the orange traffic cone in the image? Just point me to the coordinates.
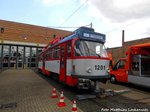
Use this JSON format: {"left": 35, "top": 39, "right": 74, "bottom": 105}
{"left": 72, "top": 100, "right": 77, "bottom": 112}
{"left": 57, "top": 91, "right": 66, "bottom": 107}
{"left": 51, "top": 88, "right": 58, "bottom": 98}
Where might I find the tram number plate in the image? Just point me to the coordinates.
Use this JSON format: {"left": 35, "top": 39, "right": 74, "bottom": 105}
{"left": 95, "top": 65, "right": 105, "bottom": 70}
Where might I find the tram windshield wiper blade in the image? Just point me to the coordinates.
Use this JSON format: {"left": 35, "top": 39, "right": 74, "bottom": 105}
{"left": 96, "top": 53, "right": 101, "bottom": 58}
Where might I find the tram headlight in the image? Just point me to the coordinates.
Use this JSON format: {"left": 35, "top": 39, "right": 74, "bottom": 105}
{"left": 107, "top": 68, "right": 110, "bottom": 73}
{"left": 86, "top": 67, "right": 92, "bottom": 73}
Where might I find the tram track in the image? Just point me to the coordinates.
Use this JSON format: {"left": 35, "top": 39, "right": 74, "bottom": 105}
{"left": 36, "top": 71, "right": 150, "bottom": 112}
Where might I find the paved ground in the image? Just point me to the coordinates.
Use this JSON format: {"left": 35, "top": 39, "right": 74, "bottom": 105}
{"left": 0, "top": 69, "right": 83, "bottom": 112}
{"left": 0, "top": 69, "right": 150, "bottom": 112}
{"left": 101, "top": 82, "right": 150, "bottom": 105}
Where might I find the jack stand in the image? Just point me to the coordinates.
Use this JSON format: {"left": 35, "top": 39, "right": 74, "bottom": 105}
{"left": 93, "top": 81, "right": 101, "bottom": 95}
{"left": 76, "top": 81, "right": 101, "bottom": 100}
{"left": 76, "top": 80, "right": 131, "bottom": 100}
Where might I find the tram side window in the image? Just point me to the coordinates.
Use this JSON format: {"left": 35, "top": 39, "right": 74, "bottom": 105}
{"left": 67, "top": 42, "right": 72, "bottom": 57}
{"left": 54, "top": 47, "right": 60, "bottom": 59}
{"left": 46, "top": 50, "right": 49, "bottom": 60}
{"left": 61, "top": 47, "right": 65, "bottom": 57}
{"left": 49, "top": 49, "right": 52, "bottom": 59}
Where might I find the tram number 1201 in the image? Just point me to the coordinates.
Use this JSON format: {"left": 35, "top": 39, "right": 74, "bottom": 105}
{"left": 95, "top": 65, "right": 105, "bottom": 70}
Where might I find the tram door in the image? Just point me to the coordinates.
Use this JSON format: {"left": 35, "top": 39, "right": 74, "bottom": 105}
{"left": 42, "top": 53, "right": 45, "bottom": 70}
{"left": 59, "top": 44, "right": 67, "bottom": 82}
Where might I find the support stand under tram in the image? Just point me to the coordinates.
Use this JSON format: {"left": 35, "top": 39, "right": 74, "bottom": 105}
{"left": 76, "top": 81, "right": 101, "bottom": 100}
{"left": 76, "top": 81, "right": 130, "bottom": 100}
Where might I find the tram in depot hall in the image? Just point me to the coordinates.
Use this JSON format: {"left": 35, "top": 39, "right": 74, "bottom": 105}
{"left": 38, "top": 27, "right": 110, "bottom": 91}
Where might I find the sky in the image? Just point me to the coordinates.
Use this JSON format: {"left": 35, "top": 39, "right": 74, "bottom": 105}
{"left": 0, "top": 0, "right": 150, "bottom": 48}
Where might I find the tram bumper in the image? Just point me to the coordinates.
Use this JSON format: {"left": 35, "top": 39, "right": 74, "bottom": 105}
{"left": 72, "top": 74, "right": 110, "bottom": 80}
{"left": 72, "top": 74, "right": 110, "bottom": 83}
{"left": 76, "top": 75, "right": 110, "bottom": 90}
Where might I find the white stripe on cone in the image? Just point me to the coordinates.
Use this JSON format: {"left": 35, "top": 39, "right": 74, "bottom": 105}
{"left": 72, "top": 100, "right": 77, "bottom": 112}
{"left": 57, "top": 91, "right": 66, "bottom": 107}
{"left": 51, "top": 88, "right": 58, "bottom": 98}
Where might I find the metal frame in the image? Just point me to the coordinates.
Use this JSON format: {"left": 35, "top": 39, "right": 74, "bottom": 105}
{"left": 0, "top": 44, "right": 43, "bottom": 69}
{"left": 139, "top": 55, "right": 141, "bottom": 77}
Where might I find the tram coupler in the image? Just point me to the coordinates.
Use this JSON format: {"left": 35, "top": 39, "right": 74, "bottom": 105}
{"left": 76, "top": 81, "right": 103, "bottom": 100}
{"left": 77, "top": 78, "right": 91, "bottom": 90}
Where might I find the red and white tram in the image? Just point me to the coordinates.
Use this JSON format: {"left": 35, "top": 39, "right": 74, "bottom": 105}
{"left": 38, "top": 27, "right": 110, "bottom": 90}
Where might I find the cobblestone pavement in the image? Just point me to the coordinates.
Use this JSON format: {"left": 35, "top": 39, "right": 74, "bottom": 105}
{"left": 0, "top": 69, "right": 83, "bottom": 112}
{"left": 0, "top": 69, "right": 150, "bottom": 112}
{"left": 100, "top": 81, "right": 150, "bottom": 106}
{"left": 36, "top": 71, "right": 150, "bottom": 112}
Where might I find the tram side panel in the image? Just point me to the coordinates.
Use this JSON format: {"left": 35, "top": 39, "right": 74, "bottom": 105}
{"left": 43, "top": 59, "right": 110, "bottom": 87}
{"left": 44, "top": 59, "right": 78, "bottom": 87}
{"left": 45, "top": 60, "right": 60, "bottom": 74}
{"left": 66, "top": 59, "right": 78, "bottom": 86}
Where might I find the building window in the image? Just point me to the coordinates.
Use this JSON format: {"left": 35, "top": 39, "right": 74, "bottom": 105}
{"left": 37, "top": 48, "right": 42, "bottom": 54}
{"left": 3, "top": 45, "right": 10, "bottom": 67}
{"left": 31, "top": 47, "right": 37, "bottom": 57}
{"left": 18, "top": 47, "right": 24, "bottom": 62}
{"left": 25, "top": 47, "right": 30, "bottom": 64}
{"left": 3, "top": 46, "right": 9, "bottom": 61}
{"left": 31, "top": 47, "right": 37, "bottom": 63}
{"left": 0, "top": 45, "right": 2, "bottom": 57}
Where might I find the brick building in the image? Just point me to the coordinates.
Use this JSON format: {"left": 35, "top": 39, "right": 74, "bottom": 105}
{"left": 0, "top": 20, "right": 71, "bottom": 69}
{"left": 1, "top": 19, "right": 150, "bottom": 69}
{"left": 109, "top": 37, "right": 150, "bottom": 63}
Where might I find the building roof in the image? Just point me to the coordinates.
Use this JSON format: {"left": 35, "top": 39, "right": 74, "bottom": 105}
{"left": 0, "top": 19, "right": 72, "bottom": 46}
{"left": 129, "top": 42, "right": 150, "bottom": 48}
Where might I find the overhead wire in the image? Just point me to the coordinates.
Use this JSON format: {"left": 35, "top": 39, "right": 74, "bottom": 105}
{"left": 59, "top": 0, "right": 89, "bottom": 27}
{"left": 48, "top": 23, "right": 92, "bottom": 29}
{"left": 105, "top": 17, "right": 150, "bottom": 34}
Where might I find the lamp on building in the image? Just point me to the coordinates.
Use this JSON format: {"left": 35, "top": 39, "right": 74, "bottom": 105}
{"left": 21, "top": 34, "right": 28, "bottom": 40}
{"left": 23, "top": 36, "right": 27, "bottom": 40}
{"left": 0, "top": 27, "right": 4, "bottom": 33}
{"left": 0, "top": 27, "right": 4, "bottom": 43}
{"left": 53, "top": 34, "right": 56, "bottom": 39}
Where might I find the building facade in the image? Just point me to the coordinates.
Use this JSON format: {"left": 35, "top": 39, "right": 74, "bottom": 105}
{"left": 0, "top": 20, "right": 71, "bottom": 69}
{"left": 1, "top": 20, "right": 149, "bottom": 69}
{"left": 109, "top": 37, "right": 150, "bottom": 63}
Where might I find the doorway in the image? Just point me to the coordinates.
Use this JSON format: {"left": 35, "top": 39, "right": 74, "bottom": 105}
{"left": 59, "top": 44, "right": 67, "bottom": 82}
{"left": 17, "top": 46, "right": 24, "bottom": 68}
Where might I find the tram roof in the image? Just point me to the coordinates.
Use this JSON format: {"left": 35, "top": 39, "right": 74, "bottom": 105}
{"left": 58, "top": 27, "right": 106, "bottom": 44}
